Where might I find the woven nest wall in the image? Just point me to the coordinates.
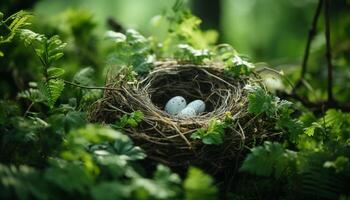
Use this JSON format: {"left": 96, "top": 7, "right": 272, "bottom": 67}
{"left": 89, "top": 61, "right": 275, "bottom": 175}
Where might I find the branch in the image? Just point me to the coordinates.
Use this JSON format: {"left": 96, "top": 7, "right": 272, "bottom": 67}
{"left": 293, "top": 0, "right": 323, "bottom": 93}
{"left": 277, "top": 91, "right": 350, "bottom": 113}
{"left": 63, "top": 80, "right": 118, "bottom": 91}
{"left": 324, "top": 0, "right": 334, "bottom": 103}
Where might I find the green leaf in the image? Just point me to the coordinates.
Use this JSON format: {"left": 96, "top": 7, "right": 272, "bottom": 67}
{"left": 224, "top": 55, "right": 255, "bottom": 77}
{"left": 184, "top": 167, "right": 218, "bottom": 200}
{"left": 191, "top": 118, "right": 226, "bottom": 145}
{"left": 91, "top": 182, "right": 130, "bottom": 200}
{"left": 17, "top": 87, "right": 47, "bottom": 104}
{"left": 106, "top": 29, "right": 154, "bottom": 75}
{"left": 39, "top": 79, "right": 65, "bottom": 108}
{"left": 175, "top": 44, "right": 211, "bottom": 64}
{"left": 114, "top": 111, "right": 144, "bottom": 129}
{"left": 0, "top": 11, "right": 32, "bottom": 47}
{"left": 47, "top": 67, "right": 65, "bottom": 79}
{"left": 245, "top": 85, "right": 274, "bottom": 115}
{"left": 44, "top": 163, "right": 93, "bottom": 194}
{"left": 113, "top": 136, "right": 146, "bottom": 161}
{"left": 73, "top": 67, "right": 95, "bottom": 86}
{"left": 132, "top": 165, "right": 181, "bottom": 199}
{"left": 19, "top": 29, "right": 44, "bottom": 46}
{"left": 240, "top": 141, "right": 297, "bottom": 178}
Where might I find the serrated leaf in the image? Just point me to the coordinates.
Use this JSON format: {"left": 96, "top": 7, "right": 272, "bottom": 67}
{"left": 245, "top": 85, "right": 274, "bottom": 115}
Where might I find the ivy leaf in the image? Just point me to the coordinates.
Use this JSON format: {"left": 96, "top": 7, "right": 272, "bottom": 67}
{"left": 240, "top": 141, "right": 297, "bottom": 178}
{"left": 184, "top": 167, "right": 218, "bottom": 200}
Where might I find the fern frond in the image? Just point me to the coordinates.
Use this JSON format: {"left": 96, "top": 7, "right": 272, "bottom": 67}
{"left": 39, "top": 79, "right": 65, "bottom": 108}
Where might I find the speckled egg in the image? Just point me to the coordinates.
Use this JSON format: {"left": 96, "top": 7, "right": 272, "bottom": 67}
{"left": 164, "top": 96, "right": 187, "bottom": 115}
{"left": 186, "top": 100, "right": 206, "bottom": 114}
{"left": 177, "top": 107, "right": 196, "bottom": 118}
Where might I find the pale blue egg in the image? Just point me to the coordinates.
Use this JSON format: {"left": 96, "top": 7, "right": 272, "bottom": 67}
{"left": 164, "top": 96, "right": 187, "bottom": 115}
{"left": 177, "top": 107, "right": 196, "bottom": 118}
{"left": 186, "top": 100, "right": 206, "bottom": 114}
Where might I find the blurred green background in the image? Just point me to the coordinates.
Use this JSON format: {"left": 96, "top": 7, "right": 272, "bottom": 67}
{"left": 1, "top": 0, "right": 350, "bottom": 101}
{"left": 1, "top": 0, "right": 321, "bottom": 62}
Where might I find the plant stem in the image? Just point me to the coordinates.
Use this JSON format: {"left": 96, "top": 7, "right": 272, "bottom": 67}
{"left": 63, "top": 80, "right": 118, "bottom": 90}
{"left": 324, "top": 0, "right": 333, "bottom": 103}
{"left": 293, "top": 0, "right": 323, "bottom": 93}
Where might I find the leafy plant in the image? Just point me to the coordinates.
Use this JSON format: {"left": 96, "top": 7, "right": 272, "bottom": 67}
{"left": 174, "top": 44, "right": 211, "bottom": 64}
{"left": 106, "top": 29, "right": 154, "bottom": 75}
{"left": 113, "top": 110, "right": 144, "bottom": 129}
{"left": 20, "top": 29, "right": 67, "bottom": 108}
{"left": 240, "top": 141, "right": 297, "bottom": 178}
{"left": 191, "top": 118, "right": 227, "bottom": 145}
{"left": 224, "top": 55, "right": 255, "bottom": 77}
{"left": 0, "top": 11, "right": 32, "bottom": 56}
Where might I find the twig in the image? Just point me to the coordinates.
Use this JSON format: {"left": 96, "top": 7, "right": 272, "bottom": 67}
{"left": 324, "top": 0, "right": 334, "bottom": 103}
{"left": 277, "top": 91, "right": 350, "bottom": 113}
{"left": 293, "top": 0, "right": 323, "bottom": 93}
{"left": 63, "top": 80, "right": 118, "bottom": 90}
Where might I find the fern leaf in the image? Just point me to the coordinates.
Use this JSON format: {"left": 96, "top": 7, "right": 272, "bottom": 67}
{"left": 39, "top": 79, "right": 65, "bottom": 108}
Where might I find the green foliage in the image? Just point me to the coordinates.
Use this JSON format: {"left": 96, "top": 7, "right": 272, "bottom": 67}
{"left": 113, "top": 110, "right": 144, "bottom": 129}
{"left": 303, "top": 109, "right": 350, "bottom": 142}
{"left": 0, "top": 11, "right": 32, "bottom": 56}
{"left": 224, "top": 55, "right": 255, "bottom": 77}
{"left": 245, "top": 85, "right": 275, "bottom": 115}
{"left": 191, "top": 118, "right": 226, "bottom": 145}
{"left": 240, "top": 141, "right": 297, "bottom": 178}
{"left": 106, "top": 29, "right": 154, "bottom": 75}
{"left": 1, "top": 2, "right": 350, "bottom": 200}
{"left": 245, "top": 85, "right": 304, "bottom": 142}
{"left": 174, "top": 44, "right": 211, "bottom": 64}
{"left": 183, "top": 167, "right": 218, "bottom": 200}
{"left": 20, "top": 29, "right": 67, "bottom": 108}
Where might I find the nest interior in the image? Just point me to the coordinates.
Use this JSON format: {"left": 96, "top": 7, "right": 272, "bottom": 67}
{"left": 90, "top": 62, "right": 275, "bottom": 176}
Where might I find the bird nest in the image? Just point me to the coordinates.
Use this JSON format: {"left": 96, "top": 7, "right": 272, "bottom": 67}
{"left": 89, "top": 61, "right": 276, "bottom": 176}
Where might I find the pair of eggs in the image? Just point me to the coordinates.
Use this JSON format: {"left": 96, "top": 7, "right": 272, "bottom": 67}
{"left": 164, "top": 96, "right": 206, "bottom": 118}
